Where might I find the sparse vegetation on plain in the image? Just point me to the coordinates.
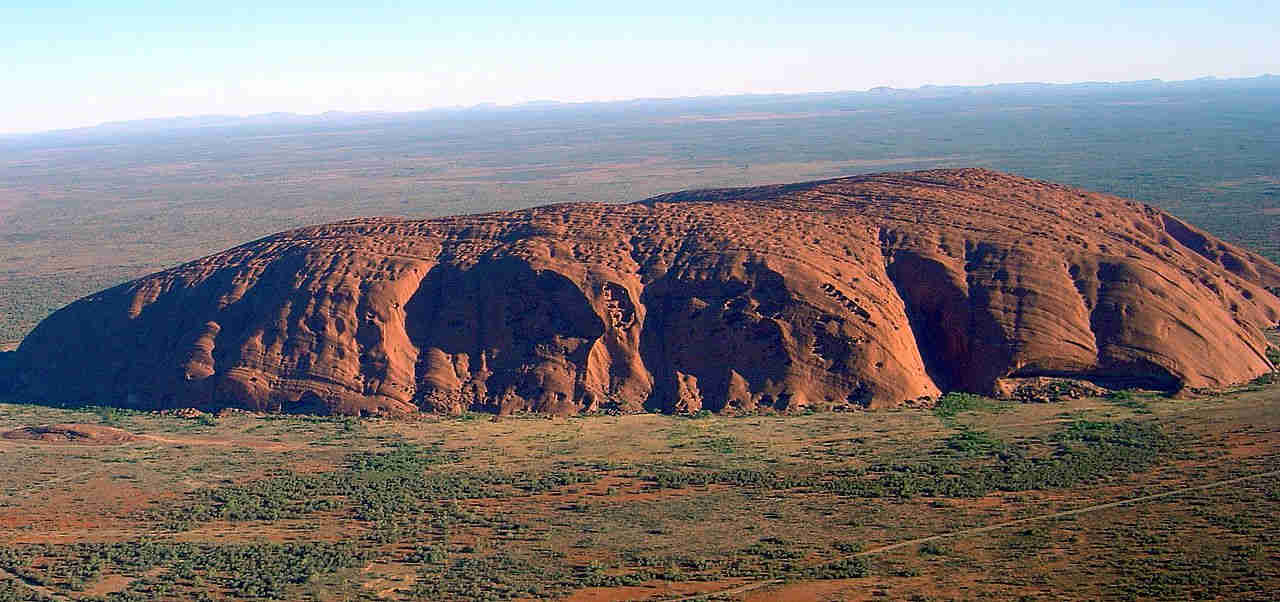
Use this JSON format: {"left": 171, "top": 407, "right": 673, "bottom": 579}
{"left": 0, "top": 378, "right": 1276, "bottom": 600}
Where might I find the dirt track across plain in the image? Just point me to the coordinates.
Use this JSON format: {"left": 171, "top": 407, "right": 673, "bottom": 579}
{"left": 667, "top": 467, "right": 1280, "bottom": 601}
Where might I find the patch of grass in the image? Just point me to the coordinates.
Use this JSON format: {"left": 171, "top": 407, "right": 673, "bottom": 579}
{"left": 345, "top": 441, "right": 459, "bottom": 472}
{"left": 943, "top": 429, "right": 1006, "bottom": 456}
{"left": 701, "top": 435, "right": 738, "bottom": 455}
{"left": 1053, "top": 420, "right": 1162, "bottom": 446}
{"left": 932, "top": 392, "right": 1001, "bottom": 422}
{"left": 1107, "top": 391, "right": 1153, "bottom": 414}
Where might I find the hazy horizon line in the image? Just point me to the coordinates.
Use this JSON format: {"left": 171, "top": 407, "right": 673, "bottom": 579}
{"left": 6, "top": 72, "right": 1277, "bottom": 138}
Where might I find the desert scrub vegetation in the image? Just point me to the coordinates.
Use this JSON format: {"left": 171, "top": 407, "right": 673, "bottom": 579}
{"left": 1093, "top": 522, "right": 1275, "bottom": 601}
{"left": 402, "top": 540, "right": 863, "bottom": 602}
{"left": 401, "top": 528, "right": 871, "bottom": 600}
{"left": 635, "top": 419, "right": 1180, "bottom": 499}
{"left": 425, "top": 536, "right": 873, "bottom": 599}
{"left": 150, "top": 441, "right": 597, "bottom": 529}
{"left": 1105, "top": 389, "right": 1155, "bottom": 413}
{"left": 3, "top": 389, "right": 1264, "bottom": 601}
{"left": 823, "top": 419, "right": 1178, "bottom": 498}
{"left": 0, "top": 541, "right": 366, "bottom": 600}
{"left": 943, "top": 429, "right": 1007, "bottom": 456}
{"left": 621, "top": 537, "right": 866, "bottom": 582}
{"left": 932, "top": 392, "right": 1004, "bottom": 424}
{"left": 411, "top": 552, "right": 567, "bottom": 600}
{"left": 0, "top": 578, "right": 48, "bottom": 602}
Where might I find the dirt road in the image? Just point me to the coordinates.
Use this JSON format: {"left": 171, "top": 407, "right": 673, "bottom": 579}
{"left": 668, "top": 467, "right": 1280, "bottom": 601}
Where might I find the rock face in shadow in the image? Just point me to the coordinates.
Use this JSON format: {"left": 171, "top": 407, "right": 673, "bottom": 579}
{"left": 0, "top": 351, "right": 13, "bottom": 394}
{"left": 13, "top": 169, "right": 1280, "bottom": 415}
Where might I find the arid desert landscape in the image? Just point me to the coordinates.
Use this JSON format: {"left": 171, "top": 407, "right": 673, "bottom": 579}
{"left": 2, "top": 7, "right": 1279, "bottom": 599}
{"left": 1, "top": 364, "right": 1277, "bottom": 600}
{"left": 1, "top": 165, "right": 1278, "bottom": 600}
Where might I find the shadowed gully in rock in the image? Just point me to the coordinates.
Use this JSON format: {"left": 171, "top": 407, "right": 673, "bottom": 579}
{"left": 12, "top": 169, "right": 1280, "bottom": 415}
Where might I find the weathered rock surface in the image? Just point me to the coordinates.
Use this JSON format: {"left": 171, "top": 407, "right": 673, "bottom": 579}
{"left": 12, "top": 169, "right": 1280, "bottom": 415}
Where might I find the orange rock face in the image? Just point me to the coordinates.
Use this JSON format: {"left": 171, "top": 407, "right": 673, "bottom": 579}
{"left": 12, "top": 169, "right": 1280, "bottom": 415}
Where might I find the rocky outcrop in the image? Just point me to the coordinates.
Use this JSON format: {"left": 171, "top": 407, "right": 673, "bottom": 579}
{"left": 12, "top": 169, "right": 1280, "bottom": 415}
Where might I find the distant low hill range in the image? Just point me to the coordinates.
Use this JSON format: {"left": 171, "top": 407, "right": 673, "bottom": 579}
{"left": 6, "top": 74, "right": 1277, "bottom": 142}
{"left": 7, "top": 169, "right": 1278, "bottom": 416}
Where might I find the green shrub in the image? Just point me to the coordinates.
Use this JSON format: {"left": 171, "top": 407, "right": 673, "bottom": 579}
{"left": 832, "top": 541, "right": 863, "bottom": 554}
{"left": 742, "top": 537, "right": 802, "bottom": 560}
{"left": 1107, "top": 389, "right": 1135, "bottom": 401}
{"left": 639, "top": 467, "right": 808, "bottom": 490}
{"left": 933, "top": 392, "right": 995, "bottom": 420}
{"left": 1107, "top": 390, "right": 1152, "bottom": 413}
{"left": 918, "top": 541, "right": 948, "bottom": 556}
{"left": 1248, "top": 371, "right": 1278, "bottom": 388}
{"left": 0, "top": 578, "right": 47, "bottom": 602}
{"left": 943, "top": 429, "right": 1006, "bottom": 456}
{"left": 405, "top": 545, "right": 448, "bottom": 565}
{"left": 410, "top": 553, "right": 563, "bottom": 600}
{"left": 804, "top": 557, "right": 869, "bottom": 579}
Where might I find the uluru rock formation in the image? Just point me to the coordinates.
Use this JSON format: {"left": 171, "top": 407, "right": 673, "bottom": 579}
{"left": 11, "top": 169, "right": 1280, "bottom": 416}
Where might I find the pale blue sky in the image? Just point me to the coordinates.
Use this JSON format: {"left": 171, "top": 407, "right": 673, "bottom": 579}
{"left": 2, "top": 1, "right": 1277, "bottom": 133}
